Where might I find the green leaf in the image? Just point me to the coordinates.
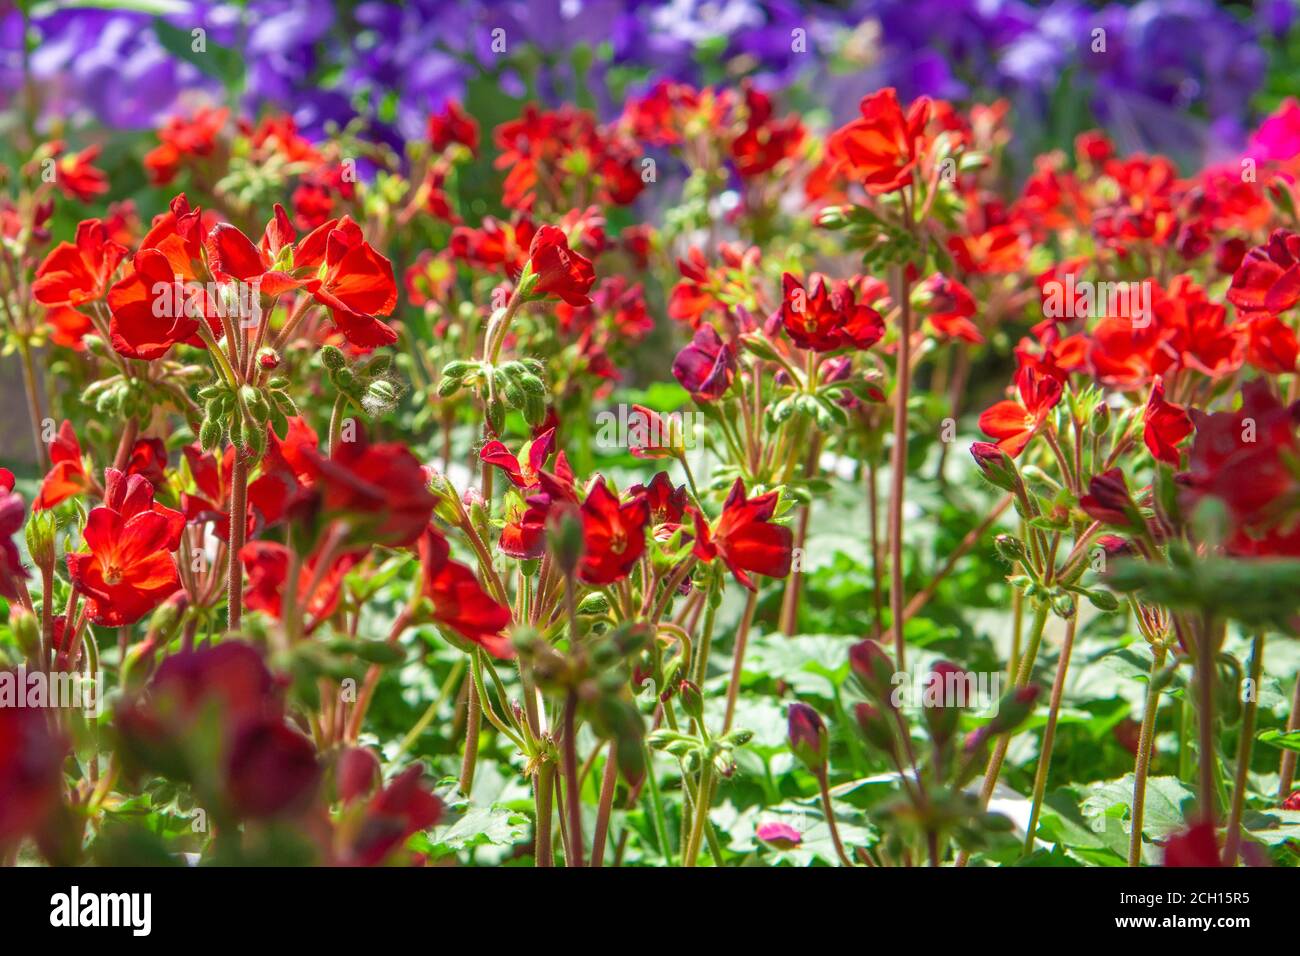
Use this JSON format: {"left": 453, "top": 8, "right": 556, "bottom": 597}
{"left": 1257, "top": 729, "right": 1300, "bottom": 753}
{"left": 433, "top": 805, "right": 529, "bottom": 850}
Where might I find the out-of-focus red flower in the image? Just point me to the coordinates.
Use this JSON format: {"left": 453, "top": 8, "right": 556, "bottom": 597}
{"left": 827, "top": 88, "right": 931, "bottom": 196}
{"left": 66, "top": 501, "right": 182, "bottom": 627}
{"left": 428, "top": 100, "right": 479, "bottom": 154}
{"left": 1078, "top": 468, "right": 1139, "bottom": 527}
{"left": 0, "top": 699, "right": 67, "bottom": 846}
{"left": 417, "top": 527, "right": 512, "bottom": 657}
{"left": 124, "top": 438, "right": 167, "bottom": 489}
{"left": 577, "top": 480, "right": 650, "bottom": 586}
{"left": 144, "top": 106, "right": 229, "bottom": 185}
{"left": 730, "top": 83, "right": 804, "bottom": 178}
{"left": 1074, "top": 130, "right": 1114, "bottom": 165}
{"left": 299, "top": 424, "right": 437, "bottom": 550}
{"left": 780, "top": 273, "right": 885, "bottom": 352}
{"left": 947, "top": 194, "right": 1028, "bottom": 275}
{"left": 244, "top": 113, "right": 320, "bottom": 165}
{"left": 756, "top": 821, "right": 803, "bottom": 850}
{"left": 404, "top": 250, "right": 456, "bottom": 308}
{"left": 690, "top": 479, "right": 793, "bottom": 590}
{"left": 345, "top": 766, "right": 443, "bottom": 866}
{"left": 525, "top": 224, "right": 596, "bottom": 307}
{"left": 1143, "top": 378, "right": 1193, "bottom": 466}
{"left": 1154, "top": 276, "right": 1242, "bottom": 381}
{"left": 51, "top": 143, "right": 109, "bottom": 202}
{"left": 1093, "top": 155, "right": 1178, "bottom": 250}
{"left": 1228, "top": 229, "right": 1300, "bottom": 314}
{"left": 1282, "top": 790, "right": 1300, "bottom": 811}
{"left": 34, "top": 420, "right": 90, "bottom": 510}
{"left": 480, "top": 427, "right": 556, "bottom": 489}
{"left": 336, "top": 746, "right": 382, "bottom": 804}
{"left": 224, "top": 718, "right": 320, "bottom": 819}
{"left": 1162, "top": 819, "right": 1221, "bottom": 867}
{"left": 33, "top": 219, "right": 128, "bottom": 348}
{"left": 248, "top": 417, "right": 318, "bottom": 528}
{"left": 1240, "top": 311, "right": 1299, "bottom": 374}
{"left": 0, "top": 473, "right": 29, "bottom": 603}
{"left": 241, "top": 540, "right": 359, "bottom": 626}
{"left": 922, "top": 273, "right": 982, "bottom": 343}
{"left": 672, "top": 324, "right": 736, "bottom": 401}
{"left": 977, "top": 366, "right": 1063, "bottom": 457}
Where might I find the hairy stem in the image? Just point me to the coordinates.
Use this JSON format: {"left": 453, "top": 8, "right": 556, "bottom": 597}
{"left": 1128, "top": 643, "right": 1169, "bottom": 866}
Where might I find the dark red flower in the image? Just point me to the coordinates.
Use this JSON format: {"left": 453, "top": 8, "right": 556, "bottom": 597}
{"left": 1228, "top": 229, "right": 1300, "bottom": 314}
{"left": 730, "top": 83, "right": 805, "bottom": 178}
{"left": 480, "top": 427, "right": 556, "bottom": 489}
{"left": 690, "top": 479, "right": 793, "bottom": 590}
{"left": 922, "top": 274, "right": 982, "bottom": 343}
{"left": 33, "top": 420, "right": 90, "bottom": 510}
{"left": 577, "top": 480, "right": 650, "bottom": 586}
{"left": 630, "top": 472, "right": 688, "bottom": 528}
{"left": 1162, "top": 819, "right": 1222, "bottom": 867}
{"left": 241, "top": 541, "right": 360, "bottom": 628}
{"left": 780, "top": 273, "right": 885, "bottom": 352}
{"left": 0, "top": 473, "right": 27, "bottom": 603}
{"left": 247, "top": 416, "right": 319, "bottom": 528}
{"left": 0, "top": 700, "right": 67, "bottom": 846}
{"left": 225, "top": 718, "right": 320, "bottom": 819}
{"left": 672, "top": 325, "right": 736, "bottom": 401}
{"left": 427, "top": 100, "right": 479, "bottom": 154}
{"left": 417, "top": 527, "right": 513, "bottom": 658}
{"left": 346, "top": 766, "right": 443, "bottom": 866}
{"left": 1079, "top": 468, "right": 1139, "bottom": 527}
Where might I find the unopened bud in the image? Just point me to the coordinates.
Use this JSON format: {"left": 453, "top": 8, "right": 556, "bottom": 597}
{"left": 849, "top": 639, "right": 897, "bottom": 706}
{"left": 787, "top": 702, "right": 828, "bottom": 773}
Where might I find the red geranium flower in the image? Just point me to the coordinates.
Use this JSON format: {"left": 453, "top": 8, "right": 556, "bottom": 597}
{"left": 730, "top": 83, "right": 805, "bottom": 178}
{"left": 525, "top": 224, "right": 596, "bottom": 307}
{"left": 344, "top": 765, "right": 443, "bottom": 866}
{"left": 1227, "top": 229, "right": 1300, "bottom": 314}
{"left": 417, "top": 527, "right": 512, "bottom": 657}
{"left": 225, "top": 718, "right": 320, "bottom": 820}
{"left": 922, "top": 274, "right": 982, "bottom": 343}
{"left": 977, "top": 366, "right": 1063, "bottom": 458}
{"left": 577, "top": 480, "right": 650, "bottom": 586}
{"left": 0, "top": 473, "right": 28, "bottom": 603}
{"left": 241, "top": 540, "right": 359, "bottom": 627}
{"left": 32, "top": 219, "right": 128, "bottom": 348}
{"left": 428, "top": 100, "right": 479, "bottom": 154}
{"left": 827, "top": 88, "right": 931, "bottom": 196}
{"left": 144, "top": 106, "right": 229, "bottom": 185}
{"left": 33, "top": 420, "right": 91, "bottom": 510}
{"left": 780, "top": 273, "right": 885, "bottom": 352}
{"left": 66, "top": 503, "right": 182, "bottom": 627}
{"left": 1162, "top": 819, "right": 1222, "bottom": 867}
{"left": 480, "top": 427, "right": 557, "bottom": 489}
{"left": 672, "top": 324, "right": 736, "bottom": 401}
{"left": 690, "top": 479, "right": 793, "bottom": 590}
{"left": 285, "top": 215, "right": 400, "bottom": 349}
{"left": 51, "top": 143, "right": 109, "bottom": 202}
{"left": 630, "top": 472, "right": 689, "bottom": 528}
{"left": 1143, "top": 378, "right": 1193, "bottom": 466}
{"left": 0, "top": 700, "right": 67, "bottom": 847}
{"left": 247, "top": 416, "right": 319, "bottom": 528}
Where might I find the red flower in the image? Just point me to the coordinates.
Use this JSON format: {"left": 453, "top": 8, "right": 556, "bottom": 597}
{"left": 480, "top": 427, "right": 556, "bottom": 489}
{"left": 428, "top": 100, "right": 479, "bottom": 154}
{"left": 1078, "top": 469, "right": 1139, "bottom": 527}
{"left": 144, "top": 106, "right": 229, "bottom": 185}
{"left": 1241, "top": 311, "right": 1299, "bottom": 374}
{"left": 672, "top": 324, "right": 736, "bottom": 401}
{"left": 241, "top": 540, "right": 359, "bottom": 627}
{"left": 0, "top": 474, "right": 28, "bottom": 603}
{"left": 204, "top": 204, "right": 301, "bottom": 297}
{"left": 1143, "top": 378, "right": 1193, "bottom": 466}
{"left": 690, "top": 479, "right": 793, "bottom": 590}
{"left": 730, "top": 84, "right": 804, "bottom": 178}
{"left": 576, "top": 480, "right": 650, "bottom": 586}
{"left": 417, "top": 527, "right": 512, "bottom": 657}
{"left": 977, "top": 366, "right": 1063, "bottom": 458}
{"left": 52, "top": 143, "right": 109, "bottom": 202}
{"left": 290, "top": 216, "right": 400, "bottom": 349}
{"left": 827, "top": 88, "right": 931, "bottom": 196}
{"left": 1227, "top": 229, "right": 1300, "bottom": 314}
{"left": 922, "top": 274, "right": 982, "bottom": 343}
{"left": 345, "top": 766, "right": 443, "bottom": 866}
{"left": 1162, "top": 819, "right": 1222, "bottom": 867}
{"left": 247, "top": 416, "right": 319, "bottom": 527}
{"left": 630, "top": 472, "right": 688, "bottom": 528}
{"left": 780, "top": 273, "right": 885, "bottom": 352}
{"left": 526, "top": 224, "right": 596, "bottom": 307}
{"left": 0, "top": 700, "right": 67, "bottom": 846}
{"left": 299, "top": 424, "right": 436, "bottom": 550}
{"left": 66, "top": 503, "right": 182, "bottom": 627}
{"left": 33, "top": 219, "right": 128, "bottom": 348}
{"left": 224, "top": 718, "right": 320, "bottom": 819}
{"left": 33, "top": 420, "right": 90, "bottom": 510}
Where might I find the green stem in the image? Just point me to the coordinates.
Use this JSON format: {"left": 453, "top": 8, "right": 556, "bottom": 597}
{"left": 1128, "top": 643, "right": 1169, "bottom": 866}
{"left": 534, "top": 761, "right": 555, "bottom": 867}
{"left": 683, "top": 760, "right": 714, "bottom": 867}
{"left": 1224, "top": 632, "right": 1265, "bottom": 865}
{"left": 1023, "top": 613, "right": 1078, "bottom": 855}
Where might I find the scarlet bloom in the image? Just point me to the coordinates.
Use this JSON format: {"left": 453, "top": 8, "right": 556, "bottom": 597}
{"left": 51, "top": 143, "right": 110, "bottom": 202}
{"left": 34, "top": 420, "right": 91, "bottom": 510}
{"left": 241, "top": 541, "right": 359, "bottom": 628}
{"left": 204, "top": 203, "right": 301, "bottom": 297}
{"left": 417, "top": 527, "right": 513, "bottom": 658}
{"left": 480, "top": 427, "right": 557, "bottom": 489}
{"left": 66, "top": 501, "right": 182, "bottom": 627}
{"left": 1143, "top": 378, "right": 1193, "bottom": 466}
{"left": 247, "top": 416, "right": 319, "bottom": 527}
{"left": 827, "top": 88, "right": 931, "bottom": 195}
{"left": 630, "top": 472, "right": 688, "bottom": 528}
{"left": 977, "top": 366, "right": 1063, "bottom": 457}
{"left": 922, "top": 274, "right": 982, "bottom": 343}
{"left": 780, "top": 273, "right": 885, "bottom": 352}
{"left": 428, "top": 100, "right": 479, "bottom": 154}
{"left": 730, "top": 84, "right": 805, "bottom": 178}
{"left": 33, "top": 219, "right": 128, "bottom": 349}
{"left": 690, "top": 479, "right": 793, "bottom": 590}
{"left": 224, "top": 718, "right": 320, "bottom": 820}
{"left": 300, "top": 425, "right": 437, "bottom": 550}
{"left": 526, "top": 224, "right": 596, "bottom": 307}
{"left": 0, "top": 700, "right": 67, "bottom": 847}
{"left": 1227, "top": 229, "right": 1300, "bottom": 315}
{"left": 577, "top": 481, "right": 650, "bottom": 586}
{"left": 672, "top": 325, "right": 736, "bottom": 401}
{"left": 288, "top": 216, "right": 401, "bottom": 349}
{"left": 1162, "top": 819, "right": 1222, "bottom": 867}
{"left": 144, "top": 106, "right": 229, "bottom": 185}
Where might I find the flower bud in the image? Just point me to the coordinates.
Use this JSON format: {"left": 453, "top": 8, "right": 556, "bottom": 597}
{"left": 10, "top": 606, "right": 40, "bottom": 662}
{"left": 756, "top": 821, "right": 802, "bottom": 850}
{"left": 257, "top": 347, "right": 281, "bottom": 371}
{"left": 985, "top": 685, "right": 1041, "bottom": 735}
{"left": 787, "top": 702, "right": 828, "bottom": 773}
{"left": 993, "top": 533, "right": 1027, "bottom": 565}
{"left": 849, "top": 639, "right": 896, "bottom": 706}
{"left": 853, "top": 702, "right": 897, "bottom": 755}
{"left": 970, "top": 441, "right": 1019, "bottom": 493}
{"left": 923, "top": 661, "right": 968, "bottom": 742}
{"left": 679, "top": 680, "right": 705, "bottom": 723}
{"left": 546, "top": 501, "right": 585, "bottom": 577}
{"left": 320, "top": 345, "right": 346, "bottom": 372}
{"left": 24, "top": 509, "right": 57, "bottom": 571}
